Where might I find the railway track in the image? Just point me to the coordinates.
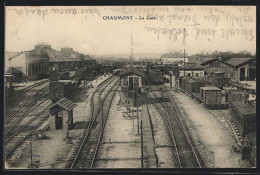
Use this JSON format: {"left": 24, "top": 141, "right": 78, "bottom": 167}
{"left": 5, "top": 83, "right": 50, "bottom": 124}
{"left": 14, "top": 79, "right": 49, "bottom": 96}
{"left": 5, "top": 105, "right": 51, "bottom": 160}
{"left": 147, "top": 84, "right": 203, "bottom": 168}
{"left": 5, "top": 84, "right": 50, "bottom": 136}
{"left": 69, "top": 75, "right": 119, "bottom": 169}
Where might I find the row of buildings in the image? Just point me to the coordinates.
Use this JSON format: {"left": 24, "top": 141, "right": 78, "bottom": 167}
{"left": 5, "top": 43, "right": 96, "bottom": 81}
{"left": 178, "top": 57, "right": 256, "bottom": 84}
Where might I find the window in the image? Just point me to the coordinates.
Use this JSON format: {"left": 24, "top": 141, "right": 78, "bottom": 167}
{"left": 187, "top": 73, "right": 191, "bottom": 77}
{"left": 196, "top": 73, "right": 199, "bottom": 77}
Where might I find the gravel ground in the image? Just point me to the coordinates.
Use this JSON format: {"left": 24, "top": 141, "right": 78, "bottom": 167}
{"left": 168, "top": 90, "right": 252, "bottom": 168}
{"left": 95, "top": 91, "right": 141, "bottom": 168}
{"left": 147, "top": 105, "right": 176, "bottom": 168}
{"left": 5, "top": 75, "right": 113, "bottom": 169}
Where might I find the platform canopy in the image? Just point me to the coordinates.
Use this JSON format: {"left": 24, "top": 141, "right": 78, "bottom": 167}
{"left": 49, "top": 97, "right": 77, "bottom": 115}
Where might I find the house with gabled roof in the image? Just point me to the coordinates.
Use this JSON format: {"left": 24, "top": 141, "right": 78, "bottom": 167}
{"left": 200, "top": 57, "right": 256, "bottom": 82}
{"left": 179, "top": 62, "right": 205, "bottom": 78}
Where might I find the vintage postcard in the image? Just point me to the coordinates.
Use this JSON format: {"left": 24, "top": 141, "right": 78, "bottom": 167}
{"left": 4, "top": 6, "right": 256, "bottom": 169}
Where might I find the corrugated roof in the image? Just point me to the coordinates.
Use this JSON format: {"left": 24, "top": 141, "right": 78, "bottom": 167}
{"left": 49, "top": 97, "right": 77, "bottom": 111}
{"left": 46, "top": 49, "right": 74, "bottom": 62}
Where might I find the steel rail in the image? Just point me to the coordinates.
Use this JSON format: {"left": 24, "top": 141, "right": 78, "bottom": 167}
{"left": 69, "top": 75, "right": 118, "bottom": 168}
{"left": 5, "top": 113, "right": 50, "bottom": 159}
{"left": 161, "top": 87, "right": 202, "bottom": 168}
{"left": 148, "top": 90, "right": 182, "bottom": 167}
{"left": 90, "top": 82, "right": 119, "bottom": 168}
{"left": 5, "top": 85, "right": 50, "bottom": 135}
{"left": 6, "top": 83, "right": 50, "bottom": 123}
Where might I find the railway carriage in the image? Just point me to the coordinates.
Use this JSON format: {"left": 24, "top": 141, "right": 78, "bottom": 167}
{"left": 200, "top": 86, "right": 222, "bottom": 109}
{"left": 225, "top": 89, "right": 244, "bottom": 103}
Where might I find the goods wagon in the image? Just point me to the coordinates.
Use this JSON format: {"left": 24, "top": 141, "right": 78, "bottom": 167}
{"left": 182, "top": 77, "right": 205, "bottom": 94}
{"left": 225, "top": 89, "right": 244, "bottom": 103}
{"left": 147, "top": 69, "right": 164, "bottom": 85}
{"left": 200, "top": 86, "right": 222, "bottom": 109}
{"left": 206, "top": 72, "right": 231, "bottom": 88}
{"left": 230, "top": 101, "right": 256, "bottom": 137}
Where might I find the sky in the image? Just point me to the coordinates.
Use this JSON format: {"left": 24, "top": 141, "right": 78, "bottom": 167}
{"left": 5, "top": 6, "right": 256, "bottom": 57}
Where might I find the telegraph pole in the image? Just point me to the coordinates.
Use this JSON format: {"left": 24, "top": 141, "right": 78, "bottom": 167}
{"left": 137, "top": 96, "right": 139, "bottom": 135}
{"left": 184, "top": 49, "right": 186, "bottom": 77}
{"left": 29, "top": 134, "right": 33, "bottom": 167}
{"left": 130, "top": 32, "right": 134, "bottom": 68}
{"left": 140, "top": 120, "right": 144, "bottom": 168}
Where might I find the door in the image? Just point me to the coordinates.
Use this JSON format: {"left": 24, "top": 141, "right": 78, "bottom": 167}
{"left": 240, "top": 68, "right": 245, "bottom": 81}
{"left": 55, "top": 113, "right": 63, "bottom": 129}
{"left": 129, "top": 77, "right": 133, "bottom": 91}
{"left": 248, "top": 68, "right": 256, "bottom": 81}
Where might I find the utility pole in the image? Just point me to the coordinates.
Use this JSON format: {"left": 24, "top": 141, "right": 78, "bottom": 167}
{"left": 130, "top": 32, "right": 134, "bottom": 68}
{"left": 29, "top": 134, "right": 33, "bottom": 167}
{"left": 140, "top": 120, "right": 144, "bottom": 168}
{"left": 184, "top": 49, "right": 186, "bottom": 77}
{"left": 137, "top": 96, "right": 139, "bottom": 135}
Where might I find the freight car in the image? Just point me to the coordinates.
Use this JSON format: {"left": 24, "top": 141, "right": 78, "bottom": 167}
{"left": 225, "top": 89, "right": 244, "bottom": 103}
{"left": 200, "top": 86, "right": 222, "bottom": 109}
{"left": 206, "top": 72, "right": 230, "bottom": 89}
{"left": 179, "top": 76, "right": 229, "bottom": 109}
{"left": 230, "top": 100, "right": 256, "bottom": 138}
{"left": 147, "top": 68, "right": 164, "bottom": 85}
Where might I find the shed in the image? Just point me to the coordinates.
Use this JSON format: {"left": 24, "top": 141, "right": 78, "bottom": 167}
{"left": 230, "top": 101, "right": 256, "bottom": 137}
{"left": 200, "top": 86, "right": 222, "bottom": 107}
{"left": 49, "top": 98, "right": 77, "bottom": 130}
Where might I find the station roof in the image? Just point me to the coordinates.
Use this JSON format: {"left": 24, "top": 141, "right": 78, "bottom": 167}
{"left": 45, "top": 49, "right": 74, "bottom": 62}
{"left": 200, "top": 86, "right": 221, "bottom": 91}
{"left": 230, "top": 101, "right": 256, "bottom": 116}
{"left": 49, "top": 98, "right": 77, "bottom": 111}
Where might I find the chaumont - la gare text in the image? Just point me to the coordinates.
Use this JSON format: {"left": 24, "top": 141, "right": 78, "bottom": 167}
{"left": 102, "top": 16, "right": 157, "bottom": 20}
